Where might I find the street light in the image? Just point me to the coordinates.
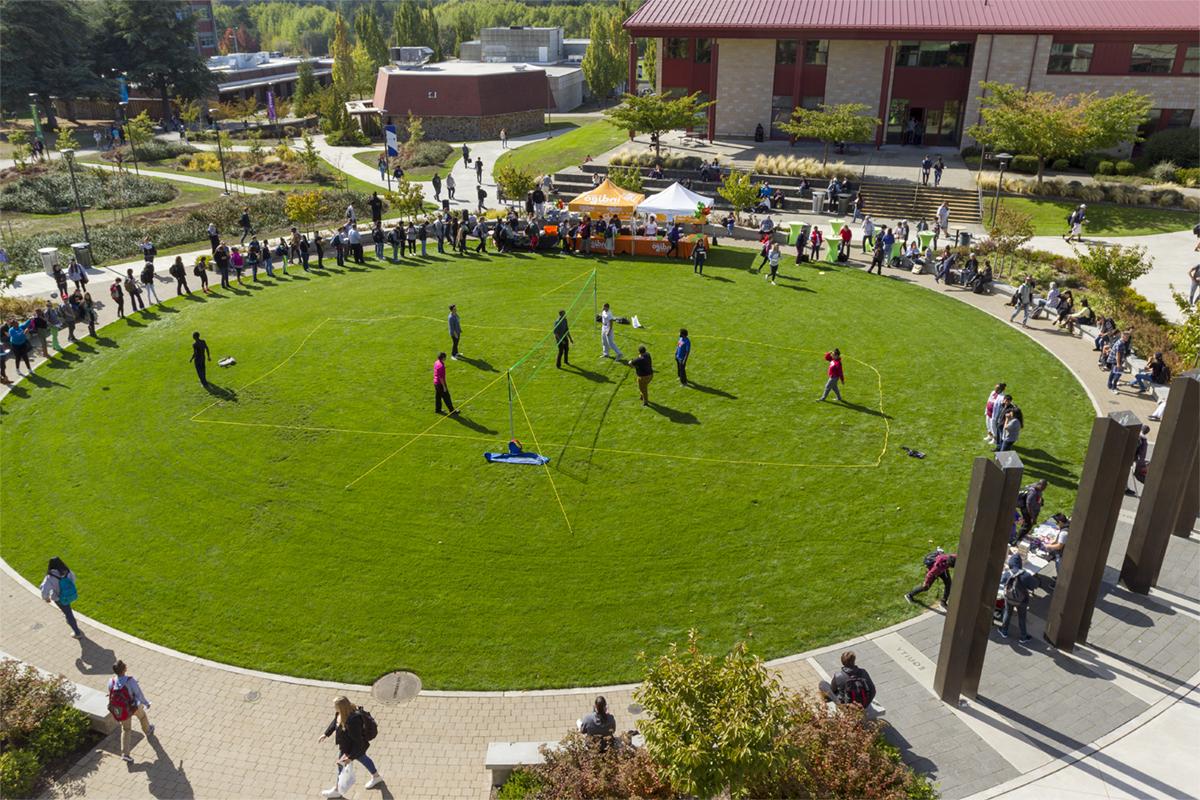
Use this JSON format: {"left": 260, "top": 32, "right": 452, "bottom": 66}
{"left": 60, "top": 149, "right": 94, "bottom": 266}
{"left": 209, "top": 108, "right": 230, "bottom": 195}
{"left": 990, "top": 152, "right": 1013, "bottom": 227}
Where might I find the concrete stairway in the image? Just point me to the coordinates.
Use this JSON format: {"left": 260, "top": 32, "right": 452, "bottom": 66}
{"left": 859, "top": 183, "right": 981, "bottom": 224}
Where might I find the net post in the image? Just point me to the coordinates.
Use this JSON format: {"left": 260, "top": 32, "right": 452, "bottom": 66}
{"left": 507, "top": 370, "right": 515, "bottom": 442}
{"left": 593, "top": 268, "right": 598, "bottom": 331}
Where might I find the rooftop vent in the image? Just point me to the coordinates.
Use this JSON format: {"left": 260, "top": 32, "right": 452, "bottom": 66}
{"left": 388, "top": 46, "right": 433, "bottom": 68}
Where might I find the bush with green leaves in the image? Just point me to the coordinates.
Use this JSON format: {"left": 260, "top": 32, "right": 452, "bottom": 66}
{"left": 1176, "top": 167, "right": 1200, "bottom": 187}
{"left": 1096, "top": 161, "right": 1115, "bottom": 175}
{"left": 0, "top": 660, "right": 77, "bottom": 746}
{"left": 0, "top": 748, "right": 40, "bottom": 799}
{"left": 326, "top": 127, "right": 370, "bottom": 147}
{"left": 0, "top": 659, "right": 93, "bottom": 799}
{"left": 1051, "top": 158, "right": 1070, "bottom": 171}
{"left": 28, "top": 706, "right": 91, "bottom": 764}
{"left": 1137, "top": 126, "right": 1200, "bottom": 169}
{"left": 1009, "top": 155, "right": 1040, "bottom": 174}
{"left": 398, "top": 140, "right": 452, "bottom": 169}
{"left": 1148, "top": 161, "right": 1178, "bottom": 183}
{"left": 496, "top": 768, "right": 544, "bottom": 799}
{"left": 0, "top": 166, "right": 177, "bottom": 214}
{"left": 1115, "top": 160, "right": 1136, "bottom": 176}
{"left": 101, "top": 140, "right": 196, "bottom": 164}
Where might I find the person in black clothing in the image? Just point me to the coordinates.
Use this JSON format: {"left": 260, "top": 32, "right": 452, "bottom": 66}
{"left": 629, "top": 345, "right": 653, "bottom": 406}
{"left": 368, "top": 192, "right": 383, "bottom": 226}
{"left": 477, "top": 185, "right": 487, "bottom": 213}
{"left": 320, "top": 696, "right": 383, "bottom": 797}
{"left": 474, "top": 157, "right": 483, "bottom": 184}
{"left": 461, "top": 142, "right": 470, "bottom": 168}
{"left": 189, "top": 331, "right": 211, "bottom": 387}
{"left": 820, "top": 651, "right": 879, "bottom": 711}
{"left": 238, "top": 208, "right": 253, "bottom": 243}
{"left": 578, "top": 695, "right": 617, "bottom": 751}
{"left": 554, "top": 309, "right": 573, "bottom": 368}
{"left": 168, "top": 256, "right": 191, "bottom": 295}
{"left": 314, "top": 232, "right": 325, "bottom": 268}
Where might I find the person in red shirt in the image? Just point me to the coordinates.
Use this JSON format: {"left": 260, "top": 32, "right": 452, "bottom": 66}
{"left": 817, "top": 348, "right": 844, "bottom": 402}
{"left": 838, "top": 224, "right": 852, "bottom": 259}
{"left": 433, "top": 352, "right": 458, "bottom": 415}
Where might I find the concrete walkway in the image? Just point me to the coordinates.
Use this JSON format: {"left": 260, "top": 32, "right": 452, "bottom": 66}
{"left": 0, "top": 229, "right": 1195, "bottom": 799}
{"left": 83, "top": 161, "right": 267, "bottom": 194}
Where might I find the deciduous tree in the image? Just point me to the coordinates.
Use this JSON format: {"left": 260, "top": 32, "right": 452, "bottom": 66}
{"left": 641, "top": 38, "right": 657, "bottom": 92}
{"left": 581, "top": 10, "right": 622, "bottom": 99}
{"left": 717, "top": 169, "right": 761, "bottom": 224}
{"left": 352, "top": 43, "right": 377, "bottom": 100}
{"left": 603, "top": 92, "right": 712, "bottom": 158}
{"left": 286, "top": 190, "right": 326, "bottom": 236}
{"left": 387, "top": 179, "right": 425, "bottom": 217}
{"left": 778, "top": 103, "right": 880, "bottom": 165}
{"left": 1075, "top": 244, "right": 1154, "bottom": 314}
{"left": 493, "top": 164, "right": 536, "bottom": 204}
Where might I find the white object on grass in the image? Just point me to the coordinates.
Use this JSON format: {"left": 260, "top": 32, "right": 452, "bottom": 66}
{"left": 631, "top": 315, "right": 642, "bottom": 328}
{"left": 218, "top": 357, "right": 236, "bottom": 367}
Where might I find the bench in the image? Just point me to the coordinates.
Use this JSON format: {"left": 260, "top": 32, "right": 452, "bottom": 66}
{"left": 485, "top": 740, "right": 559, "bottom": 787}
{"left": 0, "top": 652, "right": 117, "bottom": 734}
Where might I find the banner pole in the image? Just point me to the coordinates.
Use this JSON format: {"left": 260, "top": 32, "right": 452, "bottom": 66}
{"left": 507, "top": 370, "right": 515, "bottom": 442}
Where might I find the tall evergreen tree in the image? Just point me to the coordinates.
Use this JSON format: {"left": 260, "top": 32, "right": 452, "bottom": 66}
{"left": 331, "top": 12, "right": 355, "bottom": 98}
{"left": 581, "top": 10, "right": 621, "bottom": 99}
{"left": 392, "top": 0, "right": 423, "bottom": 48}
{"left": 425, "top": 2, "right": 443, "bottom": 62}
{"left": 354, "top": 8, "right": 390, "bottom": 69}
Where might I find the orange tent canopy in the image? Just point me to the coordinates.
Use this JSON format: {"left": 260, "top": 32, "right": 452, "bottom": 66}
{"left": 567, "top": 178, "right": 645, "bottom": 217}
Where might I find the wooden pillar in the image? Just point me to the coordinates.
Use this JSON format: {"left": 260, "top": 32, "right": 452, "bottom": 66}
{"left": 1121, "top": 371, "right": 1200, "bottom": 593}
{"left": 1044, "top": 411, "right": 1142, "bottom": 651}
{"left": 628, "top": 41, "right": 638, "bottom": 99}
{"left": 934, "top": 451, "right": 1023, "bottom": 703}
{"left": 1172, "top": 447, "right": 1198, "bottom": 538}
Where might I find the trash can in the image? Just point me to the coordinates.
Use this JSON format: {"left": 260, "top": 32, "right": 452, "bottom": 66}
{"left": 837, "top": 195, "right": 851, "bottom": 215}
{"left": 71, "top": 243, "right": 92, "bottom": 268}
{"left": 38, "top": 247, "right": 59, "bottom": 275}
{"left": 957, "top": 230, "right": 972, "bottom": 248}
{"left": 810, "top": 189, "right": 828, "bottom": 214}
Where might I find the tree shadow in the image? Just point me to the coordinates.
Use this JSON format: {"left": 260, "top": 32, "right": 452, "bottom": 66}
{"left": 455, "top": 355, "right": 499, "bottom": 373}
{"left": 648, "top": 401, "right": 699, "bottom": 424}
{"left": 687, "top": 382, "right": 737, "bottom": 399}
{"left": 204, "top": 383, "right": 238, "bottom": 401}
{"left": 447, "top": 413, "right": 498, "bottom": 435}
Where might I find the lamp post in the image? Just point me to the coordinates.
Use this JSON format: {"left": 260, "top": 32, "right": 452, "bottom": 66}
{"left": 119, "top": 101, "right": 140, "bottom": 175}
{"left": 990, "top": 152, "right": 1013, "bottom": 227}
{"left": 209, "top": 108, "right": 230, "bottom": 195}
{"left": 61, "top": 149, "right": 94, "bottom": 265}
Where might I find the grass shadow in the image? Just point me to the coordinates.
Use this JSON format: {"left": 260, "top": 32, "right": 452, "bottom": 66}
{"left": 687, "top": 382, "right": 737, "bottom": 400}
{"left": 455, "top": 355, "right": 500, "bottom": 373}
{"left": 447, "top": 412, "right": 498, "bottom": 436}
{"left": 648, "top": 401, "right": 699, "bottom": 424}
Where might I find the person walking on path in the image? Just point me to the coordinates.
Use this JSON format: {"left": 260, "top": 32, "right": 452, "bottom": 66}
{"left": 169, "top": 256, "right": 191, "bottom": 295}
{"left": 319, "top": 696, "right": 384, "bottom": 797}
{"left": 1064, "top": 204, "right": 1087, "bottom": 243}
{"left": 500, "top": 128, "right": 508, "bottom": 149}
{"left": 554, "top": 309, "right": 573, "bottom": 368}
{"left": 446, "top": 173, "right": 456, "bottom": 201}
{"left": 675, "top": 328, "right": 691, "bottom": 386}
{"left": 933, "top": 156, "right": 945, "bottom": 187}
{"left": 906, "top": 551, "right": 956, "bottom": 607}
{"left": 39, "top": 557, "right": 82, "bottom": 638}
{"left": 448, "top": 304, "right": 462, "bottom": 359}
{"left": 766, "top": 241, "right": 781, "bottom": 284}
{"left": 190, "top": 331, "right": 211, "bottom": 388}
{"left": 920, "top": 156, "right": 932, "bottom": 186}
{"left": 600, "top": 303, "right": 624, "bottom": 360}
{"left": 239, "top": 207, "right": 253, "bottom": 243}
{"left": 140, "top": 262, "right": 160, "bottom": 305}
{"left": 462, "top": 143, "right": 471, "bottom": 168}
{"left": 936, "top": 201, "right": 950, "bottom": 234}
{"left": 433, "top": 352, "right": 458, "bottom": 415}
{"left": 817, "top": 348, "right": 845, "bottom": 402}
{"left": 477, "top": 184, "right": 487, "bottom": 213}
{"left": 369, "top": 192, "right": 383, "bottom": 227}
{"left": 985, "top": 382, "right": 1006, "bottom": 445}
{"left": 108, "top": 660, "right": 153, "bottom": 762}
{"left": 629, "top": 345, "right": 654, "bottom": 406}
{"left": 1188, "top": 263, "right": 1200, "bottom": 306}
{"left": 432, "top": 172, "right": 442, "bottom": 202}
{"left": 1010, "top": 276, "right": 1034, "bottom": 326}
{"left": 110, "top": 279, "right": 125, "bottom": 319}
{"left": 124, "top": 269, "right": 145, "bottom": 312}
{"left": 193, "top": 257, "right": 210, "bottom": 294}
{"left": 999, "top": 568, "right": 1038, "bottom": 642}
{"left": 67, "top": 258, "right": 88, "bottom": 292}
{"left": 474, "top": 157, "right": 484, "bottom": 184}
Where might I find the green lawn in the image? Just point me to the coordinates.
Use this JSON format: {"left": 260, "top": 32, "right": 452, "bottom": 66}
{"left": 0, "top": 248, "right": 1093, "bottom": 689}
{"left": 987, "top": 196, "right": 1197, "bottom": 236}
{"left": 496, "top": 119, "right": 627, "bottom": 176}
{"left": 352, "top": 147, "right": 460, "bottom": 183}
{"left": 3, "top": 179, "right": 221, "bottom": 237}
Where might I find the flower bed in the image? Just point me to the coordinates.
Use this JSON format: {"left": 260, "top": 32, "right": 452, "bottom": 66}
{"left": 978, "top": 174, "right": 1198, "bottom": 211}
{"left": 0, "top": 165, "right": 177, "bottom": 213}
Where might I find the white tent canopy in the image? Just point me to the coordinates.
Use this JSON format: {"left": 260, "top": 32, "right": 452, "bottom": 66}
{"left": 635, "top": 181, "right": 715, "bottom": 219}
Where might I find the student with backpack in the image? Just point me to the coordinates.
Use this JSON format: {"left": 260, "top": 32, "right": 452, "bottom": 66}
{"left": 108, "top": 660, "right": 153, "bottom": 762}
{"left": 1015, "top": 479, "right": 1047, "bottom": 541}
{"left": 40, "top": 557, "right": 82, "bottom": 638}
{"left": 1000, "top": 569, "right": 1038, "bottom": 642}
{"left": 906, "top": 550, "right": 956, "bottom": 607}
{"left": 823, "top": 650, "right": 878, "bottom": 710}
{"left": 320, "top": 695, "right": 384, "bottom": 797}
{"left": 110, "top": 279, "right": 125, "bottom": 319}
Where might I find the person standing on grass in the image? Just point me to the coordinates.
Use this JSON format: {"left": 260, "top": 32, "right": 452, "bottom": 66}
{"left": 766, "top": 241, "right": 781, "bottom": 284}
{"left": 433, "top": 352, "right": 458, "bottom": 415}
{"left": 554, "top": 310, "right": 573, "bottom": 368}
{"left": 369, "top": 193, "right": 383, "bottom": 227}
{"left": 600, "top": 303, "right": 624, "bottom": 360}
{"left": 1016, "top": 479, "right": 1047, "bottom": 539}
{"left": 189, "top": 331, "right": 212, "bottom": 387}
{"left": 387, "top": 224, "right": 402, "bottom": 262}
{"left": 446, "top": 172, "right": 456, "bottom": 201}
{"left": 372, "top": 223, "right": 385, "bottom": 261}
{"left": 675, "top": 328, "right": 691, "bottom": 386}
{"left": 809, "top": 227, "right": 823, "bottom": 261}
{"left": 692, "top": 237, "right": 707, "bottom": 274}
{"left": 906, "top": 552, "right": 956, "bottom": 607}
{"left": 666, "top": 223, "right": 682, "bottom": 258}
{"left": 817, "top": 348, "right": 845, "bottom": 402}
{"left": 314, "top": 231, "right": 325, "bottom": 268}
{"left": 31, "top": 308, "right": 51, "bottom": 359}
{"left": 193, "top": 257, "right": 210, "bottom": 294}
{"left": 996, "top": 407, "right": 1022, "bottom": 452}
{"left": 861, "top": 217, "right": 875, "bottom": 254}
{"left": 110, "top": 279, "right": 125, "bottom": 319}
{"left": 474, "top": 218, "right": 488, "bottom": 253}
{"left": 320, "top": 696, "right": 384, "bottom": 798}
{"left": 838, "top": 223, "right": 852, "bottom": 260}
{"left": 348, "top": 226, "right": 364, "bottom": 264}
{"left": 333, "top": 228, "right": 346, "bottom": 267}
{"left": 140, "top": 261, "right": 161, "bottom": 304}
{"left": 40, "top": 557, "right": 82, "bottom": 638}
{"left": 985, "top": 382, "right": 1006, "bottom": 445}
{"left": 432, "top": 172, "right": 442, "bottom": 203}
{"left": 108, "top": 660, "right": 153, "bottom": 762}
{"left": 629, "top": 345, "right": 654, "bottom": 407}
{"left": 448, "top": 304, "right": 462, "bottom": 359}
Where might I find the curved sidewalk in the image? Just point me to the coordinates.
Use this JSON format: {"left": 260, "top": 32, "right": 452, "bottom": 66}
{"left": 0, "top": 243, "right": 1195, "bottom": 800}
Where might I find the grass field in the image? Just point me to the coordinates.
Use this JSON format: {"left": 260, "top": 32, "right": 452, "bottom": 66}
{"left": 0, "top": 247, "right": 1093, "bottom": 689}
{"left": 352, "top": 147, "right": 460, "bottom": 183}
{"left": 495, "top": 120, "right": 627, "bottom": 176}
{"left": 987, "top": 196, "right": 1197, "bottom": 236}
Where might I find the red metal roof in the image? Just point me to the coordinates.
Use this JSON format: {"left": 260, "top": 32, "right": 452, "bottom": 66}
{"left": 624, "top": 0, "right": 1200, "bottom": 35}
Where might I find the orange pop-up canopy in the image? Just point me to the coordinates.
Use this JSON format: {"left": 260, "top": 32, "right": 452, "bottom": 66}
{"left": 567, "top": 178, "right": 645, "bottom": 217}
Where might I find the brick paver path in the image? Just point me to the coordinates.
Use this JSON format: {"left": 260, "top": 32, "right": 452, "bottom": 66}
{"left": 1, "top": 237, "right": 1195, "bottom": 800}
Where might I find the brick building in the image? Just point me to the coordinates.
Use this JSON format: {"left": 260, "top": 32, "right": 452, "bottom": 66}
{"left": 187, "top": 0, "right": 219, "bottom": 58}
{"left": 623, "top": 0, "right": 1199, "bottom": 148}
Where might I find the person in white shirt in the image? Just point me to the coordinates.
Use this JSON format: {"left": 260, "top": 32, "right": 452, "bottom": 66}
{"left": 108, "top": 660, "right": 153, "bottom": 761}
{"left": 984, "top": 382, "right": 1006, "bottom": 444}
{"left": 346, "top": 204, "right": 357, "bottom": 225}
{"left": 600, "top": 303, "right": 623, "bottom": 360}
{"left": 645, "top": 217, "right": 658, "bottom": 237}
{"left": 936, "top": 202, "right": 950, "bottom": 232}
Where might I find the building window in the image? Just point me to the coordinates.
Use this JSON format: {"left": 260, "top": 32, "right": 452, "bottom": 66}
{"left": 1129, "top": 43, "right": 1176, "bottom": 73}
{"left": 771, "top": 95, "right": 794, "bottom": 137}
{"left": 940, "top": 100, "right": 961, "bottom": 140}
{"left": 694, "top": 38, "right": 711, "bottom": 63}
{"left": 198, "top": 32, "right": 216, "bottom": 49}
{"left": 801, "top": 95, "right": 823, "bottom": 110}
{"left": 1137, "top": 109, "right": 1163, "bottom": 140}
{"left": 665, "top": 38, "right": 688, "bottom": 59}
{"left": 1183, "top": 45, "right": 1199, "bottom": 74}
{"left": 197, "top": 5, "right": 211, "bottom": 19}
{"left": 1047, "top": 42, "right": 1093, "bottom": 73}
{"left": 175, "top": 8, "right": 189, "bottom": 20}
{"left": 1166, "top": 108, "right": 1194, "bottom": 128}
{"left": 887, "top": 98, "right": 908, "bottom": 138}
{"left": 803, "top": 40, "right": 828, "bottom": 65}
{"left": 895, "top": 40, "right": 973, "bottom": 68}
{"left": 775, "top": 40, "right": 796, "bottom": 65}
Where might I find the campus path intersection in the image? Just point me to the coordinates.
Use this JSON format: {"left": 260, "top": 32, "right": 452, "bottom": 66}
{"left": 1, "top": 239, "right": 1196, "bottom": 799}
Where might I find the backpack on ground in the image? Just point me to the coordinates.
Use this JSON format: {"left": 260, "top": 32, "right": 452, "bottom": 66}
{"left": 1004, "top": 573, "right": 1029, "bottom": 605}
{"left": 57, "top": 574, "right": 78, "bottom": 605}
{"left": 837, "top": 672, "right": 871, "bottom": 707}
{"left": 357, "top": 706, "right": 378, "bottom": 741}
{"left": 107, "top": 681, "right": 135, "bottom": 722}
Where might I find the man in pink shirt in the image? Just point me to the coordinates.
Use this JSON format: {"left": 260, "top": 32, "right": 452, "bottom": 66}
{"left": 433, "top": 352, "right": 458, "bottom": 415}
{"left": 818, "top": 348, "right": 844, "bottom": 402}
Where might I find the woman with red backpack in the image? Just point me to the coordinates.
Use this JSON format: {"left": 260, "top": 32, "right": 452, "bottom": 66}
{"left": 108, "top": 659, "right": 153, "bottom": 762}
{"left": 39, "top": 557, "right": 82, "bottom": 638}
{"left": 319, "top": 696, "right": 384, "bottom": 797}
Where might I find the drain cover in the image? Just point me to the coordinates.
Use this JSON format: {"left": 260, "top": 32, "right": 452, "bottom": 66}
{"left": 243, "top": 690, "right": 261, "bottom": 703}
{"left": 371, "top": 671, "right": 421, "bottom": 704}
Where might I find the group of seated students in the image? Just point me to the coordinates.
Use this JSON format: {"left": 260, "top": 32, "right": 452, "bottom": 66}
{"left": 754, "top": 181, "right": 788, "bottom": 213}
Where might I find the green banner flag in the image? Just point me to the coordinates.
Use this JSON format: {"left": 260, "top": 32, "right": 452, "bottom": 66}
{"left": 30, "top": 103, "right": 43, "bottom": 141}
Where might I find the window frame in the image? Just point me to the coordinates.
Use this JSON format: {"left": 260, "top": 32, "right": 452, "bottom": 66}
{"left": 694, "top": 38, "right": 712, "bottom": 64}
{"left": 665, "top": 37, "right": 689, "bottom": 60}
{"left": 803, "top": 40, "right": 829, "bottom": 66}
{"left": 775, "top": 39, "right": 797, "bottom": 65}
{"left": 1129, "top": 43, "right": 1177, "bottom": 74}
{"left": 1182, "top": 45, "right": 1199, "bottom": 75}
{"left": 1166, "top": 108, "right": 1194, "bottom": 128}
{"left": 1047, "top": 42, "right": 1094, "bottom": 74}
{"left": 895, "top": 40, "right": 972, "bottom": 68}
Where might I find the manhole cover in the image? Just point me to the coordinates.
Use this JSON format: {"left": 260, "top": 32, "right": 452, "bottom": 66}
{"left": 243, "top": 690, "right": 261, "bottom": 703}
{"left": 371, "top": 671, "right": 422, "bottom": 704}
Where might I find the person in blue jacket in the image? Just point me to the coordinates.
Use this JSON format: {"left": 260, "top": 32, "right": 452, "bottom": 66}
{"left": 675, "top": 328, "right": 691, "bottom": 386}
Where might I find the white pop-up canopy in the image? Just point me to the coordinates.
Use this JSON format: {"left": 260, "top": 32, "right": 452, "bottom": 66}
{"left": 635, "top": 181, "right": 714, "bottom": 220}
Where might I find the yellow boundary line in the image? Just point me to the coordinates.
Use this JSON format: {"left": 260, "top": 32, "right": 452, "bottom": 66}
{"left": 539, "top": 267, "right": 596, "bottom": 298}
{"left": 511, "top": 380, "right": 573, "bottom": 533}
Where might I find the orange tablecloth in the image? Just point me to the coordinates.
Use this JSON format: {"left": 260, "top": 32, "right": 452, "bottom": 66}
{"left": 576, "top": 235, "right": 704, "bottom": 257}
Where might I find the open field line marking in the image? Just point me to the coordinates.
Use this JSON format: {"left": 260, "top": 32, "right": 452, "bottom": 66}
{"left": 511, "top": 380, "right": 573, "bottom": 534}
{"left": 539, "top": 267, "right": 596, "bottom": 298}
{"left": 343, "top": 371, "right": 508, "bottom": 489}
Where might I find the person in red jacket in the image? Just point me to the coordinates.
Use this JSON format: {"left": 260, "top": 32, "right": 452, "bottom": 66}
{"left": 817, "top": 348, "right": 844, "bottom": 402}
{"left": 906, "top": 552, "right": 957, "bottom": 607}
{"left": 838, "top": 224, "right": 852, "bottom": 259}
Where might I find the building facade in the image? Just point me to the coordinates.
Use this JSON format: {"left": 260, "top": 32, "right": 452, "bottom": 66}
{"left": 187, "top": 0, "right": 219, "bottom": 58}
{"left": 457, "top": 26, "right": 587, "bottom": 111}
{"left": 208, "top": 53, "right": 334, "bottom": 104}
{"left": 624, "top": 0, "right": 1199, "bottom": 147}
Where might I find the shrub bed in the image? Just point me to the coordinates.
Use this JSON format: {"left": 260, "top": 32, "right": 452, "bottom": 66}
{"left": 99, "top": 140, "right": 196, "bottom": 163}
{"left": 0, "top": 165, "right": 177, "bottom": 213}
{"left": 750, "top": 153, "right": 852, "bottom": 179}
{"left": 607, "top": 148, "right": 707, "bottom": 171}
{"left": 389, "top": 140, "right": 453, "bottom": 171}
{"left": 977, "top": 174, "right": 1199, "bottom": 211}
{"left": 0, "top": 660, "right": 94, "bottom": 799}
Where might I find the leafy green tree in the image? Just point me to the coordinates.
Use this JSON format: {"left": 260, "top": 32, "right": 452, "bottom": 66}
{"left": 175, "top": 97, "right": 201, "bottom": 130}
{"left": 405, "top": 111, "right": 425, "bottom": 146}
{"left": 1169, "top": 290, "right": 1199, "bottom": 369}
{"left": 8, "top": 130, "right": 31, "bottom": 171}
{"left": 636, "top": 632, "right": 793, "bottom": 799}
{"left": 97, "top": 0, "right": 214, "bottom": 122}
{"left": 55, "top": 127, "right": 79, "bottom": 153}
{"left": 717, "top": 169, "right": 761, "bottom": 224}
{"left": 582, "top": 10, "right": 622, "bottom": 99}
{"left": 125, "top": 111, "right": 155, "bottom": 154}
{"left": 247, "top": 130, "right": 265, "bottom": 165}
{"left": 387, "top": 179, "right": 425, "bottom": 217}
{"left": 392, "top": 0, "right": 423, "bottom": 46}
{"left": 641, "top": 37, "right": 657, "bottom": 91}
{"left": 778, "top": 103, "right": 880, "bottom": 165}
{"left": 988, "top": 204, "right": 1035, "bottom": 254}
{"left": 300, "top": 131, "right": 322, "bottom": 177}
{"left": 0, "top": 0, "right": 105, "bottom": 127}
{"left": 292, "top": 62, "right": 318, "bottom": 117}
{"left": 493, "top": 164, "right": 536, "bottom": 204}
{"left": 424, "top": 1, "right": 444, "bottom": 61}
{"left": 354, "top": 8, "right": 390, "bottom": 69}
{"left": 352, "top": 43, "right": 377, "bottom": 100}
{"left": 331, "top": 12, "right": 355, "bottom": 98}
{"left": 608, "top": 164, "right": 643, "bottom": 193}
{"left": 1075, "top": 244, "right": 1155, "bottom": 314}
{"left": 604, "top": 91, "right": 713, "bottom": 158}
{"left": 968, "top": 82, "right": 1153, "bottom": 183}
{"left": 286, "top": 190, "right": 326, "bottom": 236}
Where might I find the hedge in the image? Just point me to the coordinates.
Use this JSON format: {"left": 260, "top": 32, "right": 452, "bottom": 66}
{"left": 0, "top": 166, "right": 177, "bottom": 213}
{"left": 1137, "top": 127, "right": 1200, "bottom": 169}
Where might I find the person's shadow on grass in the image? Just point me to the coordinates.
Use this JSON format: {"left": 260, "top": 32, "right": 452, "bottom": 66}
{"left": 648, "top": 401, "right": 699, "bottom": 424}
{"left": 24, "top": 372, "right": 67, "bottom": 390}
{"left": 563, "top": 363, "right": 611, "bottom": 383}
{"left": 687, "top": 382, "right": 736, "bottom": 399}
{"left": 702, "top": 273, "right": 734, "bottom": 283}
{"left": 456, "top": 355, "right": 499, "bottom": 373}
{"left": 446, "top": 412, "right": 497, "bottom": 435}
{"left": 204, "top": 383, "right": 237, "bottom": 401}
{"left": 833, "top": 399, "right": 893, "bottom": 420}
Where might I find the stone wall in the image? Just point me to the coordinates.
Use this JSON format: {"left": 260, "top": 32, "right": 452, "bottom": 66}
{"left": 421, "top": 109, "right": 543, "bottom": 142}
{"left": 714, "top": 39, "right": 774, "bottom": 137}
